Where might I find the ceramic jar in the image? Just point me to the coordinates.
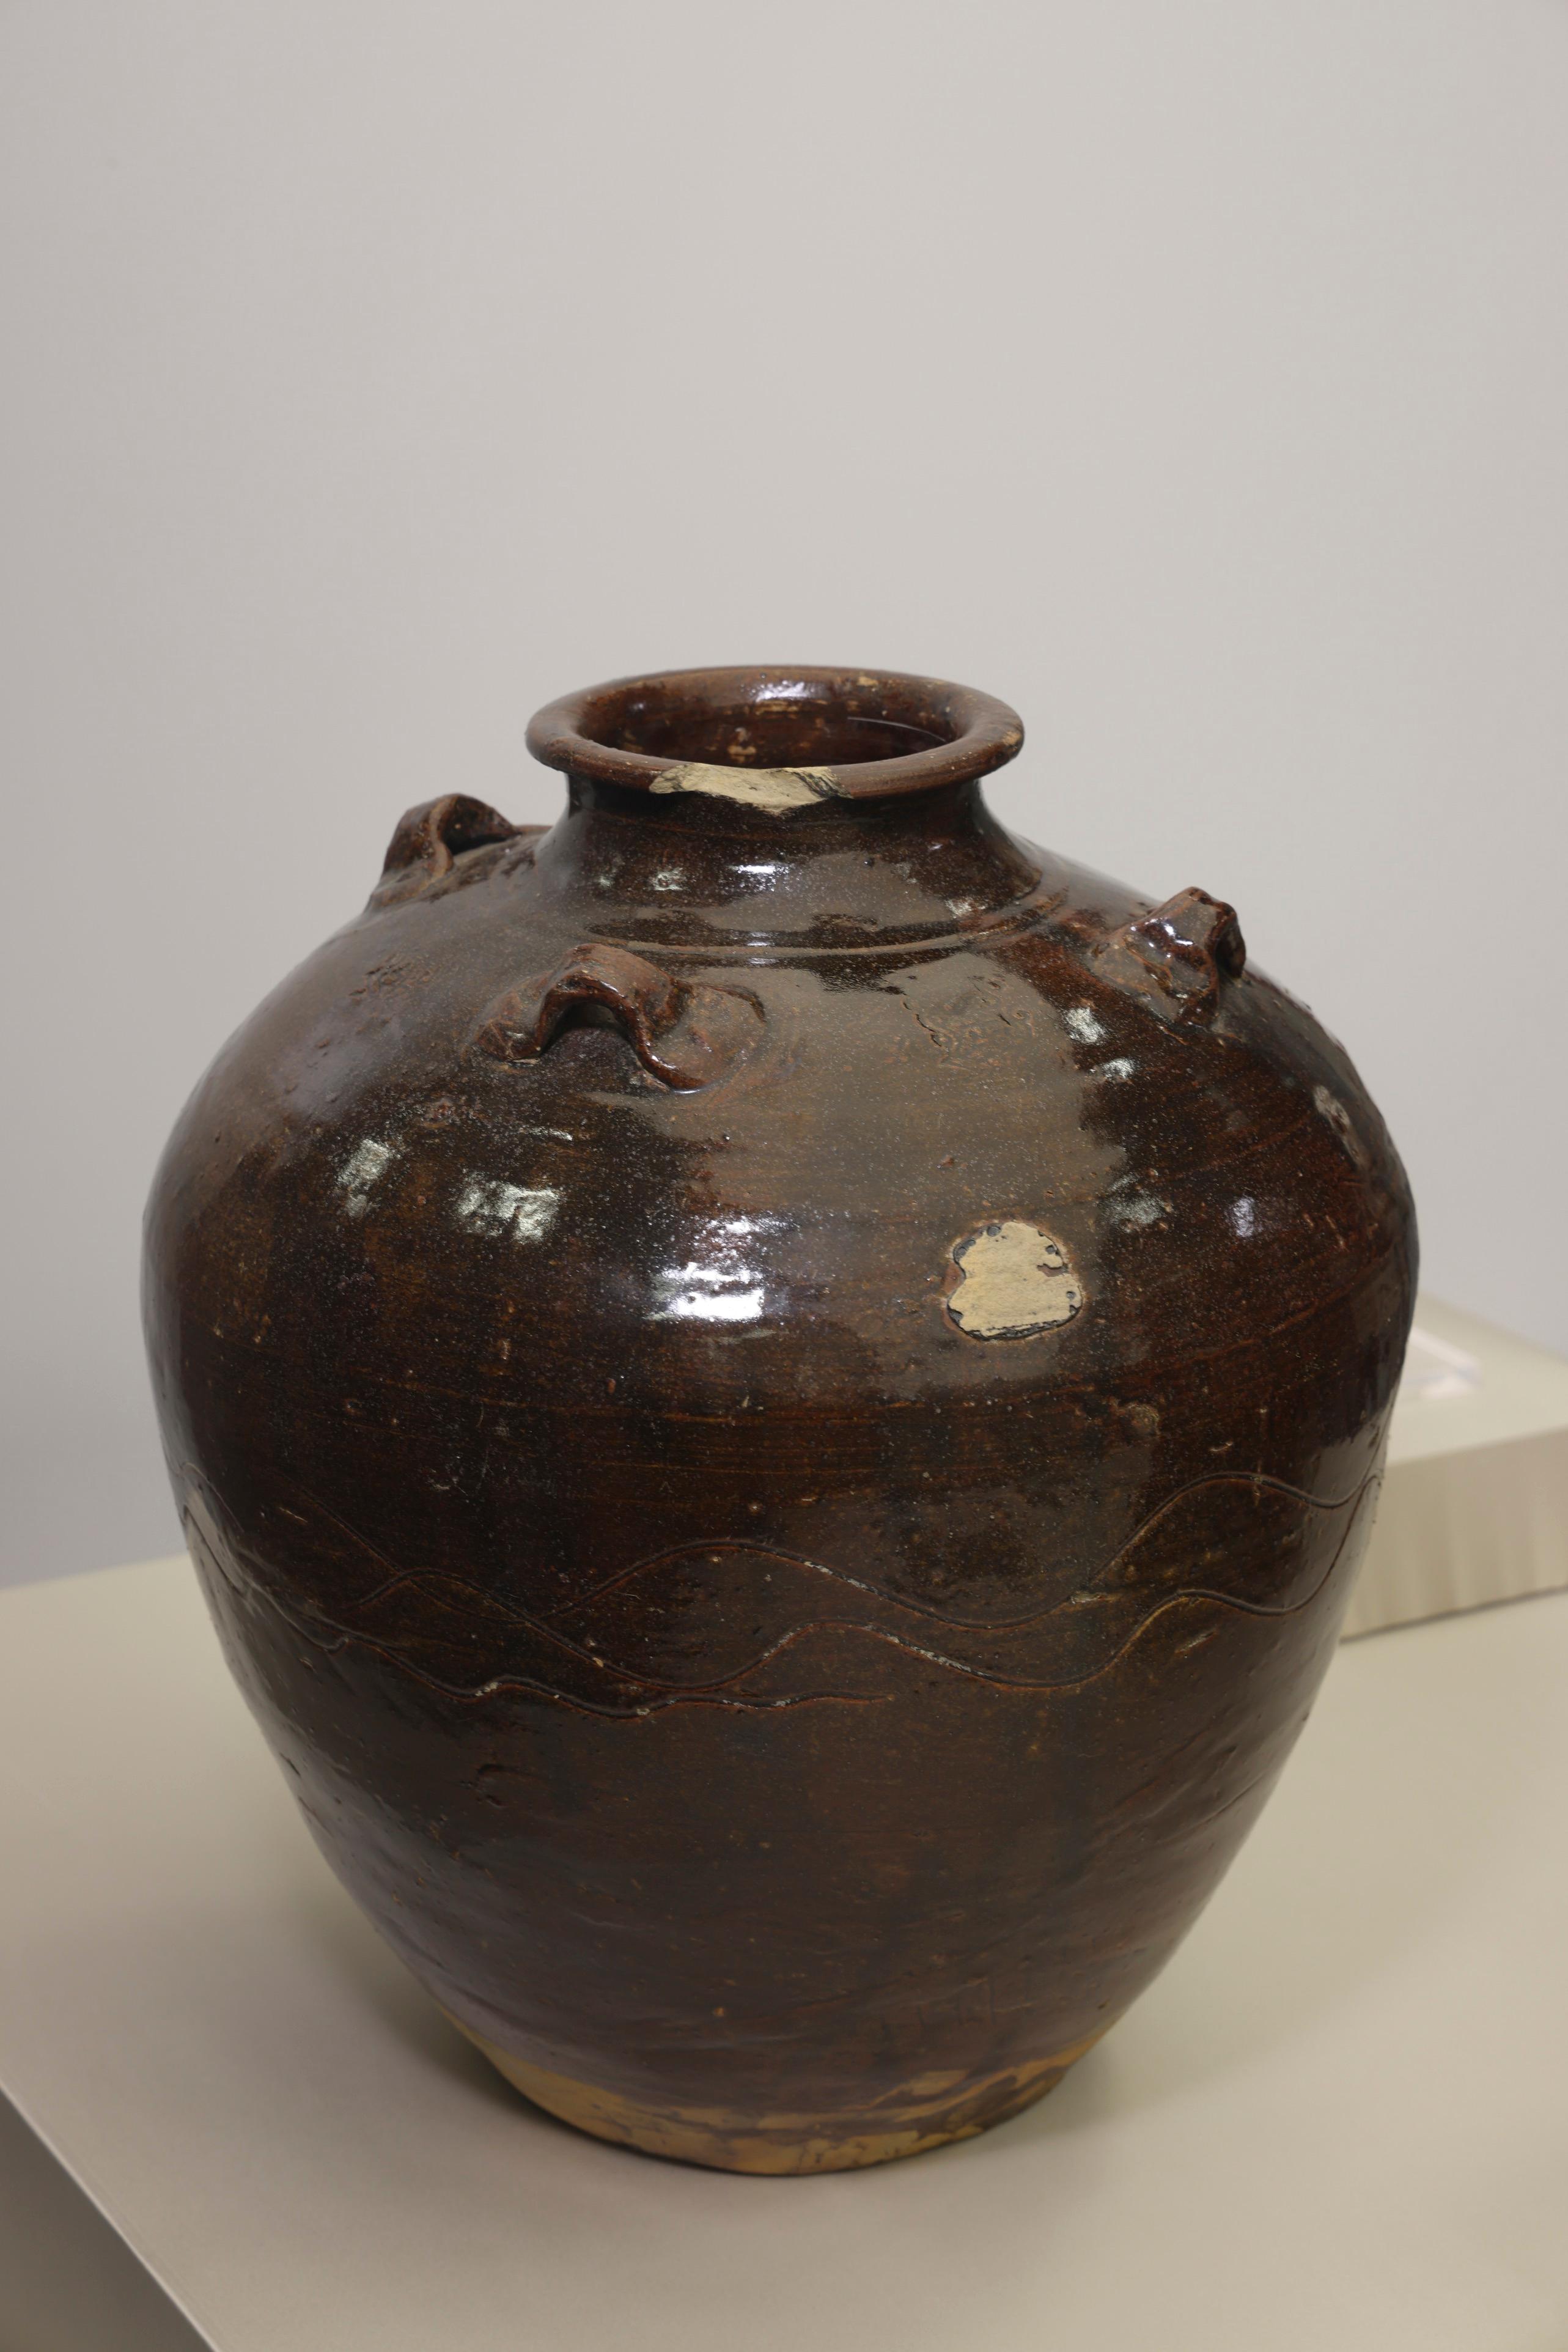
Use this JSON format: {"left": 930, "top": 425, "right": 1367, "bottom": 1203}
{"left": 144, "top": 666, "right": 1415, "bottom": 2172}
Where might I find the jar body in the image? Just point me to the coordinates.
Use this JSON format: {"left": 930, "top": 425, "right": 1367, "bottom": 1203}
{"left": 145, "top": 684, "right": 1415, "bottom": 2172}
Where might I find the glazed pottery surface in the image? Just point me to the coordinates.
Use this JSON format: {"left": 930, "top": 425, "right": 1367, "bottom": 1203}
{"left": 144, "top": 667, "right": 1416, "bottom": 2172}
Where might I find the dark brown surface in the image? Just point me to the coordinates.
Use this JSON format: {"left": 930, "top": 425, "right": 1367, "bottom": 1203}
{"left": 144, "top": 665, "right": 1416, "bottom": 2171}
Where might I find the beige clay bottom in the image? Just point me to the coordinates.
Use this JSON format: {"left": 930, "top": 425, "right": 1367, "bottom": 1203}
{"left": 447, "top": 2013, "right": 1108, "bottom": 2174}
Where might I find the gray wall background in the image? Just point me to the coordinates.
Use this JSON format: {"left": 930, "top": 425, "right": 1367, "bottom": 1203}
{"left": 4, "top": 0, "right": 1566, "bottom": 1587}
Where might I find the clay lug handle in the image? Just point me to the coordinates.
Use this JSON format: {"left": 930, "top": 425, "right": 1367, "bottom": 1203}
{"left": 370, "top": 795, "right": 525, "bottom": 908}
{"left": 476, "top": 943, "right": 759, "bottom": 1090}
{"left": 1094, "top": 888, "right": 1246, "bottom": 1026}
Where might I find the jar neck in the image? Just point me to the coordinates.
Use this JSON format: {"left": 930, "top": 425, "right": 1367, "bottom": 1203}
{"left": 528, "top": 775, "right": 1043, "bottom": 951}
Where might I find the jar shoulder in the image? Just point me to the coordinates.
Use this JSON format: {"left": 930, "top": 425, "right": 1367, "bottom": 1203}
{"left": 145, "top": 839, "right": 1414, "bottom": 1417}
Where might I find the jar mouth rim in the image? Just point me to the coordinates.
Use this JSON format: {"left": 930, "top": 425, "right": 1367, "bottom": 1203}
{"left": 525, "top": 666, "right": 1025, "bottom": 800}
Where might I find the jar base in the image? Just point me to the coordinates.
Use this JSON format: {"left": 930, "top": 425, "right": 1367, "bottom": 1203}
{"left": 446, "top": 2013, "right": 1105, "bottom": 2173}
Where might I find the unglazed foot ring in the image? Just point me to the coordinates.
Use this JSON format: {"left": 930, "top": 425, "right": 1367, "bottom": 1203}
{"left": 446, "top": 2015, "right": 1108, "bottom": 2175}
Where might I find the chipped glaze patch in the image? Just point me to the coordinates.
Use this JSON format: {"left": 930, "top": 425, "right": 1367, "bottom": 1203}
{"left": 650, "top": 761, "right": 840, "bottom": 814}
{"left": 454, "top": 1177, "right": 560, "bottom": 1244}
{"left": 946, "top": 1221, "right": 1084, "bottom": 1341}
{"left": 337, "top": 1137, "right": 396, "bottom": 1217}
{"left": 1312, "top": 1085, "right": 1371, "bottom": 1168}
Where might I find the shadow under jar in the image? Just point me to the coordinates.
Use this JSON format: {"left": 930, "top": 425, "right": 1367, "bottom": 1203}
{"left": 144, "top": 665, "right": 1416, "bottom": 2173}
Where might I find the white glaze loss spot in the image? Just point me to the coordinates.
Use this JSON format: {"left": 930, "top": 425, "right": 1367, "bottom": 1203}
{"left": 650, "top": 762, "right": 840, "bottom": 814}
{"left": 946, "top": 1221, "right": 1084, "bottom": 1341}
{"left": 337, "top": 1138, "right": 396, "bottom": 1217}
{"left": 455, "top": 1178, "right": 561, "bottom": 1244}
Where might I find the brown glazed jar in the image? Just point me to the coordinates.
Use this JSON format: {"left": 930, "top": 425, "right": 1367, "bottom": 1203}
{"left": 144, "top": 666, "right": 1415, "bottom": 2173}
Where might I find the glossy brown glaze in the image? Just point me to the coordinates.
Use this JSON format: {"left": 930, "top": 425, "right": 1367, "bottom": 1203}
{"left": 144, "top": 665, "right": 1416, "bottom": 2172}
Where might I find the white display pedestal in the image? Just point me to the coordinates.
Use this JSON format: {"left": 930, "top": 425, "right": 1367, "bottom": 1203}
{"left": 1345, "top": 1297, "right": 1568, "bottom": 1635}
{"left": 4, "top": 1313, "right": 1566, "bottom": 2350}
